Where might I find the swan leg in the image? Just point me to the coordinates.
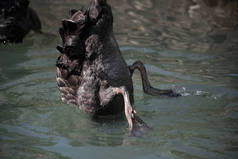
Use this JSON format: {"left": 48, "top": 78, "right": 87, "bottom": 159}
{"left": 128, "top": 60, "right": 180, "bottom": 97}
{"left": 99, "top": 83, "right": 150, "bottom": 136}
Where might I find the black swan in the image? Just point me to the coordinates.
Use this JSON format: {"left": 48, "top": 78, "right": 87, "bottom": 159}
{"left": 0, "top": 0, "right": 41, "bottom": 43}
{"left": 56, "top": 0, "right": 179, "bottom": 136}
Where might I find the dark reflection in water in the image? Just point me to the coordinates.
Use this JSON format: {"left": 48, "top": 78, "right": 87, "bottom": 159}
{"left": 0, "top": 0, "right": 238, "bottom": 159}
{"left": 112, "top": 0, "right": 238, "bottom": 52}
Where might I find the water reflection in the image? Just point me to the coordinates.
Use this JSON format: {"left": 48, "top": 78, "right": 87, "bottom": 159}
{"left": 30, "top": 0, "right": 238, "bottom": 51}
{"left": 114, "top": 0, "right": 238, "bottom": 52}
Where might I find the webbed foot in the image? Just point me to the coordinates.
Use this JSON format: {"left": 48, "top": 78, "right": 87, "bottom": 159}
{"left": 127, "top": 110, "right": 151, "bottom": 137}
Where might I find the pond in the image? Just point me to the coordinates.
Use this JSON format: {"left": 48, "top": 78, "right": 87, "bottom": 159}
{"left": 0, "top": 0, "right": 238, "bottom": 159}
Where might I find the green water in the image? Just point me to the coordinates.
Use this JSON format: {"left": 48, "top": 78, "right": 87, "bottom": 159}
{"left": 1, "top": 0, "right": 238, "bottom": 159}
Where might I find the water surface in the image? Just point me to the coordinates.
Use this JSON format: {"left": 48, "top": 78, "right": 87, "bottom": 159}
{"left": 1, "top": 0, "right": 238, "bottom": 159}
